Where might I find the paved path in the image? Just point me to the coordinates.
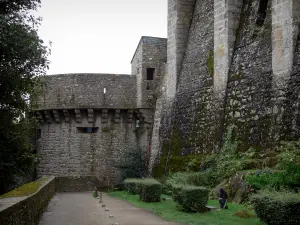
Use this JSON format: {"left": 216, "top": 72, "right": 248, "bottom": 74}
{"left": 39, "top": 192, "right": 181, "bottom": 225}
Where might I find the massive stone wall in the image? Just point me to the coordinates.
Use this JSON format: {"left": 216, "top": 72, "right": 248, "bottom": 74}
{"left": 158, "top": 0, "right": 215, "bottom": 157}
{"left": 37, "top": 109, "right": 150, "bottom": 185}
{"left": 38, "top": 73, "right": 137, "bottom": 110}
{"left": 283, "top": 19, "right": 300, "bottom": 139}
{"left": 174, "top": 0, "right": 215, "bottom": 154}
{"left": 153, "top": 0, "right": 300, "bottom": 174}
{"left": 36, "top": 73, "right": 154, "bottom": 185}
{"left": 225, "top": 0, "right": 274, "bottom": 150}
{"left": 166, "top": 0, "right": 196, "bottom": 100}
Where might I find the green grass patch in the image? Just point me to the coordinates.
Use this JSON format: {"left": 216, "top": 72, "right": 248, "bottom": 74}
{"left": 0, "top": 176, "right": 49, "bottom": 199}
{"left": 109, "top": 191, "right": 265, "bottom": 225}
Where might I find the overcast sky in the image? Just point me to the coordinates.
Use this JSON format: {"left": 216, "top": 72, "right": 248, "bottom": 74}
{"left": 36, "top": 0, "right": 167, "bottom": 75}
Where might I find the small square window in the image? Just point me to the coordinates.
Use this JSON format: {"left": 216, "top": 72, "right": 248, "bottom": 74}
{"left": 146, "top": 68, "right": 155, "bottom": 80}
{"left": 77, "top": 127, "right": 99, "bottom": 133}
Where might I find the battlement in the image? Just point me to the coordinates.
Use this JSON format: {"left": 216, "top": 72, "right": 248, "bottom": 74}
{"left": 38, "top": 73, "right": 137, "bottom": 110}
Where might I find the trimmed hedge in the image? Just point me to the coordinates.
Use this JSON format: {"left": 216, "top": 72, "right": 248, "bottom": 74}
{"left": 124, "top": 178, "right": 162, "bottom": 202}
{"left": 173, "top": 185, "right": 209, "bottom": 212}
{"left": 139, "top": 179, "right": 162, "bottom": 202}
{"left": 166, "top": 172, "right": 212, "bottom": 190}
{"left": 124, "top": 179, "right": 142, "bottom": 194}
{"left": 251, "top": 190, "right": 300, "bottom": 225}
{"left": 172, "top": 184, "right": 184, "bottom": 207}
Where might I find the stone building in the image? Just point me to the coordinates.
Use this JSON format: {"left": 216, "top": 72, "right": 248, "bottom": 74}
{"left": 34, "top": 37, "right": 167, "bottom": 188}
{"left": 35, "top": 0, "right": 300, "bottom": 187}
{"left": 152, "top": 0, "right": 300, "bottom": 173}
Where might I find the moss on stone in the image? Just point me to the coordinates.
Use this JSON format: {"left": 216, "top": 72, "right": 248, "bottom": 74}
{"left": 208, "top": 50, "right": 214, "bottom": 77}
{"left": 101, "top": 127, "right": 110, "bottom": 132}
{"left": 0, "top": 177, "right": 49, "bottom": 199}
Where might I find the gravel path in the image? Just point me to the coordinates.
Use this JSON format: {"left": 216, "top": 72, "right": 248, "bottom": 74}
{"left": 39, "top": 192, "right": 181, "bottom": 225}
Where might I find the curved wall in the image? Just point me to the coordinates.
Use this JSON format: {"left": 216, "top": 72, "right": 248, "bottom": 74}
{"left": 38, "top": 73, "right": 137, "bottom": 110}
{"left": 35, "top": 73, "right": 152, "bottom": 185}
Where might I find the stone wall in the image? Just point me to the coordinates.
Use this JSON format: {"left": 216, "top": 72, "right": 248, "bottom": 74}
{"left": 55, "top": 176, "right": 100, "bottom": 192}
{"left": 0, "top": 177, "right": 55, "bottom": 225}
{"left": 152, "top": 0, "right": 300, "bottom": 174}
{"left": 38, "top": 73, "right": 137, "bottom": 110}
{"left": 37, "top": 109, "right": 150, "bottom": 185}
{"left": 160, "top": 0, "right": 215, "bottom": 157}
{"left": 166, "top": 0, "right": 196, "bottom": 100}
{"left": 131, "top": 42, "right": 143, "bottom": 107}
{"left": 283, "top": 15, "right": 300, "bottom": 139}
{"left": 225, "top": 0, "right": 274, "bottom": 150}
{"left": 131, "top": 36, "right": 167, "bottom": 108}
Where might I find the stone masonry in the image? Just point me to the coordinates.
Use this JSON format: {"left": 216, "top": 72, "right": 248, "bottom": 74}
{"left": 35, "top": 0, "right": 300, "bottom": 181}
{"left": 152, "top": 0, "right": 300, "bottom": 172}
{"left": 35, "top": 37, "right": 167, "bottom": 187}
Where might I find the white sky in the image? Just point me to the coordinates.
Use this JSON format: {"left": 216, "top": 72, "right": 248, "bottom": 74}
{"left": 36, "top": 0, "right": 167, "bottom": 75}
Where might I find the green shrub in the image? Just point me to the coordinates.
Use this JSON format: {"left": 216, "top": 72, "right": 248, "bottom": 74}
{"left": 186, "top": 172, "right": 211, "bottom": 187}
{"left": 117, "top": 147, "right": 149, "bottom": 179}
{"left": 246, "top": 170, "right": 284, "bottom": 190}
{"left": 277, "top": 140, "right": 300, "bottom": 170}
{"left": 173, "top": 185, "right": 209, "bottom": 212}
{"left": 124, "top": 178, "right": 142, "bottom": 194}
{"left": 251, "top": 190, "right": 300, "bottom": 225}
{"left": 247, "top": 167, "right": 300, "bottom": 190}
{"left": 172, "top": 184, "right": 184, "bottom": 207}
{"left": 139, "top": 179, "right": 162, "bottom": 202}
{"left": 166, "top": 171, "right": 213, "bottom": 188}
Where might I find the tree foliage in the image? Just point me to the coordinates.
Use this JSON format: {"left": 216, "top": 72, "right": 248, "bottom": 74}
{"left": 0, "top": 0, "right": 50, "bottom": 194}
{"left": 117, "top": 147, "right": 149, "bottom": 179}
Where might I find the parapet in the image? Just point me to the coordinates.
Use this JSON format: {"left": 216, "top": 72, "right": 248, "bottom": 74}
{"left": 37, "top": 73, "right": 137, "bottom": 110}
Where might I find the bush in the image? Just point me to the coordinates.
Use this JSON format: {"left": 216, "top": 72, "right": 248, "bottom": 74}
{"left": 173, "top": 185, "right": 209, "bottom": 212}
{"left": 117, "top": 147, "right": 149, "bottom": 179}
{"left": 247, "top": 167, "right": 300, "bottom": 190}
{"left": 124, "top": 178, "right": 143, "bottom": 194}
{"left": 139, "top": 179, "right": 162, "bottom": 202}
{"left": 251, "top": 190, "right": 300, "bottom": 225}
{"left": 246, "top": 170, "right": 284, "bottom": 190}
{"left": 186, "top": 172, "right": 212, "bottom": 187}
{"left": 166, "top": 171, "right": 212, "bottom": 188}
{"left": 172, "top": 184, "right": 184, "bottom": 207}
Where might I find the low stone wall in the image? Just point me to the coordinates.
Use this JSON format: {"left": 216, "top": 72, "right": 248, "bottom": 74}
{"left": 55, "top": 176, "right": 100, "bottom": 192}
{"left": 0, "top": 176, "right": 55, "bottom": 225}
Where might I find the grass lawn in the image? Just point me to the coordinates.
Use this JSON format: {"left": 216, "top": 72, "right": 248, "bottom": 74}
{"left": 0, "top": 176, "right": 49, "bottom": 199}
{"left": 109, "top": 191, "right": 265, "bottom": 225}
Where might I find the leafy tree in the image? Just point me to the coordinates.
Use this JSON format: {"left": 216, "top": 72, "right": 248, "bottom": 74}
{"left": 117, "top": 147, "right": 149, "bottom": 179}
{"left": 0, "top": 0, "right": 50, "bottom": 194}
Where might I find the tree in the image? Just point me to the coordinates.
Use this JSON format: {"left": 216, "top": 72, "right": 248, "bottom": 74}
{"left": 117, "top": 147, "right": 149, "bottom": 179}
{"left": 0, "top": 0, "right": 50, "bottom": 194}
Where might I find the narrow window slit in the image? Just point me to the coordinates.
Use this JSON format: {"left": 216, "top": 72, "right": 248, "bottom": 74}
{"left": 256, "top": 0, "right": 269, "bottom": 26}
